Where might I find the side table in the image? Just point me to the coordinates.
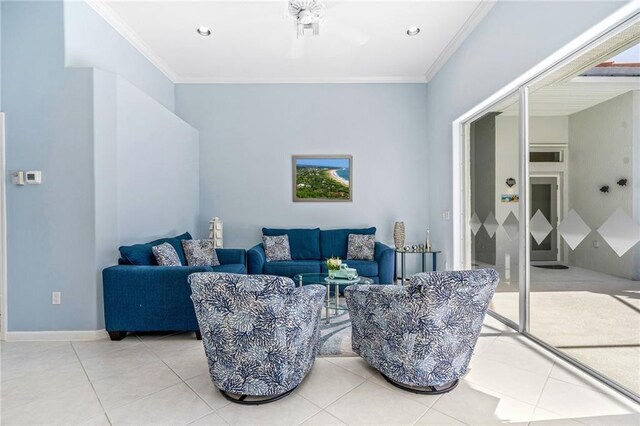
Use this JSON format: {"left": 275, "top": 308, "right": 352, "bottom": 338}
{"left": 395, "top": 249, "right": 441, "bottom": 283}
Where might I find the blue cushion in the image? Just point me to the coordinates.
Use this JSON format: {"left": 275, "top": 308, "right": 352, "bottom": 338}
{"left": 211, "top": 263, "right": 247, "bottom": 274}
{"left": 263, "top": 260, "right": 321, "bottom": 278}
{"left": 119, "top": 232, "right": 192, "bottom": 265}
{"left": 320, "top": 228, "right": 376, "bottom": 259}
{"left": 262, "top": 228, "right": 320, "bottom": 260}
{"left": 320, "top": 260, "right": 378, "bottom": 277}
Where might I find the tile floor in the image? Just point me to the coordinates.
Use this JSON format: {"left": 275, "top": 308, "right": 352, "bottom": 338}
{"left": 1, "top": 316, "right": 638, "bottom": 426}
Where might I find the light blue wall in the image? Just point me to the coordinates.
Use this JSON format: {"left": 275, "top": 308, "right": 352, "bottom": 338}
{"left": 425, "top": 0, "right": 627, "bottom": 269}
{"left": 115, "top": 76, "right": 199, "bottom": 245}
{"left": 175, "top": 84, "right": 429, "bottom": 251}
{"left": 3, "top": 1, "right": 99, "bottom": 330}
{"left": 2, "top": 1, "right": 198, "bottom": 331}
{"left": 63, "top": 0, "right": 175, "bottom": 111}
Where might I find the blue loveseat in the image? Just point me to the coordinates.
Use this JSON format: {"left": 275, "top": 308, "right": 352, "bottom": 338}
{"left": 102, "top": 232, "right": 246, "bottom": 341}
{"left": 247, "top": 227, "right": 394, "bottom": 284}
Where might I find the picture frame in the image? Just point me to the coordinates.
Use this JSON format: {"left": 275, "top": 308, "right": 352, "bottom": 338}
{"left": 292, "top": 155, "right": 353, "bottom": 202}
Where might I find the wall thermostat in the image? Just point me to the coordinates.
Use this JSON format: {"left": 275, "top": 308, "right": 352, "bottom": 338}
{"left": 25, "top": 171, "right": 42, "bottom": 184}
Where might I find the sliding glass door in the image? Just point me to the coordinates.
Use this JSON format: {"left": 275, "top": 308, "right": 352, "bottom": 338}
{"left": 463, "top": 20, "right": 640, "bottom": 401}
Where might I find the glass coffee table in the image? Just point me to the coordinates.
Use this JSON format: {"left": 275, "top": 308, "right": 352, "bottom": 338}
{"left": 294, "top": 273, "right": 373, "bottom": 324}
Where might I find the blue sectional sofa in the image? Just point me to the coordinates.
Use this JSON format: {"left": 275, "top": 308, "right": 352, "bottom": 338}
{"left": 247, "top": 227, "right": 394, "bottom": 284}
{"left": 102, "top": 232, "right": 246, "bottom": 341}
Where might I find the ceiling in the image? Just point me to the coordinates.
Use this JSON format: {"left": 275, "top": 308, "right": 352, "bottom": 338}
{"left": 87, "top": 0, "right": 495, "bottom": 83}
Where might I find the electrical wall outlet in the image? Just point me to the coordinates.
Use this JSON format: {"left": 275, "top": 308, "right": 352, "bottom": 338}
{"left": 52, "top": 292, "right": 61, "bottom": 305}
{"left": 442, "top": 210, "right": 451, "bottom": 220}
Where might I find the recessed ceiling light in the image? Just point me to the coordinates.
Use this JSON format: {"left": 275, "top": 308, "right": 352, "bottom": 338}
{"left": 197, "top": 26, "right": 212, "bottom": 36}
{"left": 407, "top": 27, "right": 420, "bottom": 36}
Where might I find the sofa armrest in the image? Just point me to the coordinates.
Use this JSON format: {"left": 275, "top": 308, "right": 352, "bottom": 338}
{"left": 374, "top": 242, "right": 395, "bottom": 284}
{"left": 247, "top": 244, "right": 266, "bottom": 275}
{"left": 215, "top": 248, "right": 246, "bottom": 266}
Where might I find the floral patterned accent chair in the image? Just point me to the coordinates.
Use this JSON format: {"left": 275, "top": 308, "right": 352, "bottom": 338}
{"left": 345, "top": 269, "right": 499, "bottom": 394}
{"left": 189, "top": 272, "right": 326, "bottom": 404}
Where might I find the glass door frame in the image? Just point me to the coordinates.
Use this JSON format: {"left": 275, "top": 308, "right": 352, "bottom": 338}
{"left": 452, "top": 5, "right": 640, "bottom": 403}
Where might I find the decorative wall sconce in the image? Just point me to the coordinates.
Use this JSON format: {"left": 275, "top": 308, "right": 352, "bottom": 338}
{"left": 599, "top": 185, "right": 610, "bottom": 193}
{"left": 506, "top": 177, "right": 516, "bottom": 188}
{"left": 617, "top": 178, "right": 628, "bottom": 187}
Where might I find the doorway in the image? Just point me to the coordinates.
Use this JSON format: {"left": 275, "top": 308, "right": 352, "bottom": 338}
{"left": 530, "top": 176, "right": 558, "bottom": 262}
{"left": 0, "top": 113, "right": 6, "bottom": 340}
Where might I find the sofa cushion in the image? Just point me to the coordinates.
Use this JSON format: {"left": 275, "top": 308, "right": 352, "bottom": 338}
{"left": 320, "top": 227, "right": 376, "bottom": 259}
{"left": 263, "top": 228, "right": 320, "bottom": 260}
{"left": 119, "top": 232, "right": 192, "bottom": 265}
{"left": 347, "top": 234, "right": 375, "bottom": 260}
{"left": 182, "top": 239, "right": 220, "bottom": 266}
{"left": 152, "top": 243, "right": 182, "bottom": 266}
{"left": 263, "top": 260, "right": 321, "bottom": 278}
{"left": 263, "top": 235, "right": 292, "bottom": 262}
{"left": 211, "top": 264, "right": 246, "bottom": 274}
{"left": 321, "top": 260, "right": 378, "bottom": 277}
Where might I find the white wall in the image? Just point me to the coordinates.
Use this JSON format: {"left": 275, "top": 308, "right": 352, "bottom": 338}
{"left": 425, "top": 0, "right": 625, "bottom": 269}
{"left": 175, "top": 84, "right": 430, "bottom": 262}
{"left": 568, "top": 91, "right": 638, "bottom": 279}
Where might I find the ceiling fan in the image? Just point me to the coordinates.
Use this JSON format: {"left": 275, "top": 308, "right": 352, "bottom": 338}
{"left": 287, "top": 0, "right": 326, "bottom": 38}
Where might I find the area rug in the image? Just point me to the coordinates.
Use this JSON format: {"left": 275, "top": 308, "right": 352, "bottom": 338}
{"left": 318, "top": 304, "right": 356, "bottom": 357}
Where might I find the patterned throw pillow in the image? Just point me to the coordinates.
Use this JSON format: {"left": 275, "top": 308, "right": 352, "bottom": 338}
{"left": 152, "top": 242, "right": 182, "bottom": 266}
{"left": 346, "top": 234, "right": 375, "bottom": 260}
{"left": 182, "top": 239, "right": 220, "bottom": 266}
{"left": 263, "top": 235, "right": 292, "bottom": 262}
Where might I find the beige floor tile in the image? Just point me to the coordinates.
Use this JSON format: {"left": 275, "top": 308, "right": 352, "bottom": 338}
{"left": 431, "top": 380, "right": 535, "bottom": 424}
{"left": 92, "top": 361, "right": 182, "bottom": 409}
{"left": 576, "top": 413, "right": 640, "bottom": 425}
{"left": 78, "top": 413, "right": 112, "bottom": 425}
{"left": 81, "top": 344, "right": 162, "bottom": 382}
{"left": 188, "top": 412, "right": 229, "bottom": 425}
{"left": 72, "top": 335, "right": 142, "bottom": 360}
{"left": 185, "top": 373, "right": 231, "bottom": 410}
{"left": 1, "top": 343, "right": 80, "bottom": 382}
{"left": 530, "top": 407, "right": 583, "bottom": 425}
{"left": 1, "top": 361, "right": 89, "bottom": 410}
{"left": 1, "top": 381, "right": 104, "bottom": 425}
{"left": 296, "top": 358, "right": 366, "bottom": 408}
{"left": 301, "top": 410, "right": 347, "bottom": 425}
{"left": 415, "top": 408, "right": 467, "bottom": 425}
{"left": 475, "top": 338, "right": 556, "bottom": 377}
{"left": 536, "top": 378, "right": 640, "bottom": 419}
{"left": 465, "top": 355, "right": 548, "bottom": 405}
{"left": 366, "top": 372, "right": 442, "bottom": 408}
{"left": 141, "top": 332, "right": 204, "bottom": 358}
{"left": 160, "top": 346, "right": 210, "bottom": 380}
{"left": 322, "top": 356, "right": 378, "bottom": 379}
{"left": 325, "top": 380, "right": 428, "bottom": 425}
{"left": 216, "top": 393, "right": 321, "bottom": 426}
{"left": 107, "top": 382, "right": 212, "bottom": 425}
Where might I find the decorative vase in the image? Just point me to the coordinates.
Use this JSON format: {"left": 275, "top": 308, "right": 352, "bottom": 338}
{"left": 393, "top": 222, "right": 405, "bottom": 250}
{"left": 425, "top": 229, "right": 432, "bottom": 252}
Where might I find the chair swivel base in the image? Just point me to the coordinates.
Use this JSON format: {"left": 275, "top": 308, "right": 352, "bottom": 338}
{"left": 219, "top": 386, "right": 297, "bottom": 405}
{"left": 381, "top": 373, "right": 459, "bottom": 395}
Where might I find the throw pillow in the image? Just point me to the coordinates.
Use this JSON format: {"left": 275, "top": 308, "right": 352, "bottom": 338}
{"left": 182, "top": 239, "right": 220, "bottom": 266}
{"left": 152, "top": 242, "right": 182, "bottom": 266}
{"left": 263, "top": 235, "right": 292, "bottom": 262}
{"left": 346, "top": 234, "right": 375, "bottom": 260}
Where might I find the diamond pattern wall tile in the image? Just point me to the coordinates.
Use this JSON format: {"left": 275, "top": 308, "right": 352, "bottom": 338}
{"left": 470, "top": 213, "right": 482, "bottom": 236}
{"left": 557, "top": 209, "right": 591, "bottom": 250}
{"left": 530, "top": 209, "right": 553, "bottom": 245}
{"left": 597, "top": 208, "right": 640, "bottom": 257}
{"left": 501, "top": 211, "right": 519, "bottom": 241}
{"left": 483, "top": 212, "right": 499, "bottom": 238}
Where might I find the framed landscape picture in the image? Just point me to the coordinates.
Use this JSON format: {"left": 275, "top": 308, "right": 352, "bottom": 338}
{"left": 292, "top": 155, "right": 352, "bottom": 202}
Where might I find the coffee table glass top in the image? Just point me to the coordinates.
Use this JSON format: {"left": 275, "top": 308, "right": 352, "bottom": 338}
{"left": 293, "top": 273, "right": 373, "bottom": 286}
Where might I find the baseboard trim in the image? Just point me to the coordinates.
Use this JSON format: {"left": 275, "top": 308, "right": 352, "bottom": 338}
{"left": 3, "top": 329, "right": 109, "bottom": 341}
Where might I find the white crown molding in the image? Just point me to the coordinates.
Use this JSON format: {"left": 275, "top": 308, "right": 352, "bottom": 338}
{"left": 424, "top": 0, "right": 496, "bottom": 82}
{"left": 3, "top": 329, "right": 109, "bottom": 342}
{"left": 175, "top": 75, "right": 429, "bottom": 84}
{"left": 85, "top": 0, "right": 179, "bottom": 82}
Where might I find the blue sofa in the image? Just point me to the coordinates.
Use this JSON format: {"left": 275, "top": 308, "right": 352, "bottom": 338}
{"left": 102, "top": 232, "right": 246, "bottom": 341}
{"left": 247, "top": 227, "right": 394, "bottom": 284}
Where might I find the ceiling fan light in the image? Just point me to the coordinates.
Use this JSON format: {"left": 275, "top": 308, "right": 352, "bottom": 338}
{"left": 407, "top": 27, "right": 420, "bottom": 36}
{"left": 197, "top": 26, "right": 212, "bottom": 36}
